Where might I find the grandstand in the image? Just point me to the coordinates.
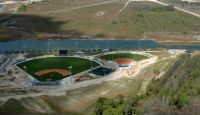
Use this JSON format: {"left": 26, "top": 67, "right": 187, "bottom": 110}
{"left": 90, "top": 67, "right": 114, "bottom": 76}
{"left": 90, "top": 61, "right": 117, "bottom": 76}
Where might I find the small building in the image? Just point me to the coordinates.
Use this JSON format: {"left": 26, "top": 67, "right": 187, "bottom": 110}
{"left": 59, "top": 50, "right": 68, "bottom": 56}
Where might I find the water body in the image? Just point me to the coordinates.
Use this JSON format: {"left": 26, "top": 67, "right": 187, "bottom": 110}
{"left": 0, "top": 39, "right": 200, "bottom": 52}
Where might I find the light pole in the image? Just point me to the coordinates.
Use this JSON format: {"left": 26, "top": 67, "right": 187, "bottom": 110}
{"left": 107, "top": 41, "right": 109, "bottom": 49}
{"left": 23, "top": 66, "right": 27, "bottom": 72}
{"left": 68, "top": 66, "right": 73, "bottom": 85}
{"left": 138, "top": 42, "right": 141, "bottom": 51}
{"left": 22, "top": 45, "right": 26, "bottom": 53}
{"left": 47, "top": 42, "right": 51, "bottom": 53}
{"left": 75, "top": 42, "right": 78, "bottom": 52}
{"left": 95, "top": 45, "right": 98, "bottom": 54}
{"left": 103, "top": 70, "right": 106, "bottom": 76}
{"left": 68, "top": 66, "right": 72, "bottom": 75}
{"left": 90, "top": 58, "right": 93, "bottom": 69}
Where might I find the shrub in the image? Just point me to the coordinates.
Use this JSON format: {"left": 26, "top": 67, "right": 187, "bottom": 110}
{"left": 95, "top": 33, "right": 105, "bottom": 38}
{"left": 17, "top": 5, "right": 27, "bottom": 12}
{"left": 170, "top": 94, "right": 188, "bottom": 109}
{"left": 150, "top": 5, "right": 175, "bottom": 12}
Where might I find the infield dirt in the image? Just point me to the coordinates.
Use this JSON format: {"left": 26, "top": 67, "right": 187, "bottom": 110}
{"left": 35, "top": 69, "right": 70, "bottom": 77}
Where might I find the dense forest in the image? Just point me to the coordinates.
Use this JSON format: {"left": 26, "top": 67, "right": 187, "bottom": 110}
{"left": 93, "top": 53, "right": 200, "bottom": 115}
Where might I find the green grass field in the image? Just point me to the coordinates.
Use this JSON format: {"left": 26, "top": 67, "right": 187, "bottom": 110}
{"left": 2, "top": 0, "right": 198, "bottom": 41}
{"left": 17, "top": 57, "right": 100, "bottom": 81}
{"left": 99, "top": 53, "right": 148, "bottom": 61}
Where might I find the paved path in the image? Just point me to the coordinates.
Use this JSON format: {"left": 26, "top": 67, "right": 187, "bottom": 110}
{"left": 110, "top": 0, "right": 132, "bottom": 21}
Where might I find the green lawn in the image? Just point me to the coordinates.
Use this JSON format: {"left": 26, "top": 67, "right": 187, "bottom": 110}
{"left": 17, "top": 57, "right": 100, "bottom": 81}
{"left": 99, "top": 53, "right": 148, "bottom": 61}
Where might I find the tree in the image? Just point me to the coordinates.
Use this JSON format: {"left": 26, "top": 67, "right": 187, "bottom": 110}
{"left": 95, "top": 97, "right": 108, "bottom": 115}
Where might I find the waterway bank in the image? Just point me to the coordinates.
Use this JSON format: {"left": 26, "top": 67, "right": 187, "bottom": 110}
{"left": 0, "top": 39, "right": 200, "bottom": 52}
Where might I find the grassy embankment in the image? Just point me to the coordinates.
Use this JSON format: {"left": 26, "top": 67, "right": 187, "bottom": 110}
{"left": 0, "top": 1, "right": 200, "bottom": 41}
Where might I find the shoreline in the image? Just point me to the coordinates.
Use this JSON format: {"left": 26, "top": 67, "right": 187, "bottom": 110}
{"left": 156, "top": 40, "right": 200, "bottom": 43}
{"left": 0, "top": 37, "right": 147, "bottom": 42}
{"left": 1, "top": 37, "right": 200, "bottom": 44}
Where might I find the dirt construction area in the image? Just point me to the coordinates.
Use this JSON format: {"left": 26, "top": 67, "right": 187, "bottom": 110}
{"left": 0, "top": 50, "right": 186, "bottom": 113}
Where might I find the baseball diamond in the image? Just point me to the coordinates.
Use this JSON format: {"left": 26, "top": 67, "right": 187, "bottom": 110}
{"left": 17, "top": 57, "right": 101, "bottom": 81}
{"left": 99, "top": 52, "right": 148, "bottom": 61}
{"left": 98, "top": 52, "right": 148, "bottom": 67}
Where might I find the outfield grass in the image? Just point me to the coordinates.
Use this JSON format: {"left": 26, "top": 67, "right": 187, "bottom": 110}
{"left": 99, "top": 53, "right": 148, "bottom": 61}
{"left": 17, "top": 57, "right": 100, "bottom": 81}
